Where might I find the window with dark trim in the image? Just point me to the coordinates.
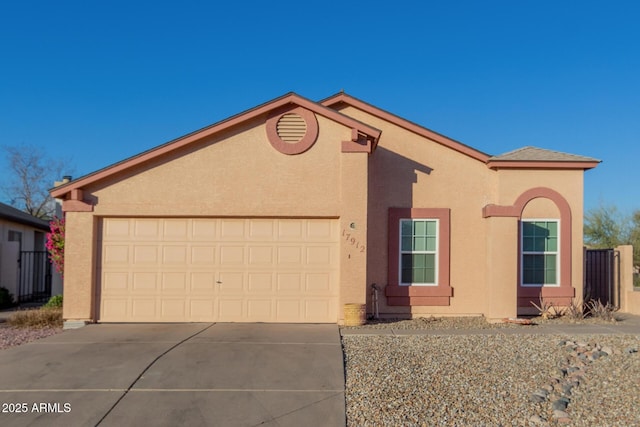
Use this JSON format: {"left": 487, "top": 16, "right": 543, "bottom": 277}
{"left": 521, "top": 220, "right": 559, "bottom": 286}
{"left": 400, "top": 219, "right": 438, "bottom": 285}
{"left": 386, "top": 208, "right": 452, "bottom": 306}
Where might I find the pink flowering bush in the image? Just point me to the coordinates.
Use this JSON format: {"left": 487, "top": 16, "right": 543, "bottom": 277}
{"left": 46, "top": 217, "right": 65, "bottom": 277}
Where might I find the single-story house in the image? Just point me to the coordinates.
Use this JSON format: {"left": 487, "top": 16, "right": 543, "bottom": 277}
{"left": 0, "top": 202, "right": 52, "bottom": 302}
{"left": 50, "top": 92, "right": 599, "bottom": 326}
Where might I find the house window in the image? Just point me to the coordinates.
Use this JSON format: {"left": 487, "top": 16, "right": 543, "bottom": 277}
{"left": 521, "top": 220, "right": 559, "bottom": 286}
{"left": 400, "top": 219, "right": 438, "bottom": 285}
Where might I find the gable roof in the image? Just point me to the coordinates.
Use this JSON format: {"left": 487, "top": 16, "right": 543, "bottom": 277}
{"left": 0, "top": 202, "right": 50, "bottom": 230}
{"left": 51, "top": 92, "right": 381, "bottom": 199}
{"left": 487, "top": 146, "right": 600, "bottom": 169}
{"left": 320, "top": 92, "right": 491, "bottom": 162}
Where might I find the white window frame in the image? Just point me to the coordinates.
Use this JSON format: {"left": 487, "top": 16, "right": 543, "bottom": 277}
{"left": 520, "top": 219, "right": 560, "bottom": 287}
{"left": 399, "top": 218, "right": 439, "bottom": 286}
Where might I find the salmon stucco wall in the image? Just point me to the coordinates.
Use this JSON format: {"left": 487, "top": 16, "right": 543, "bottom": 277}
{"left": 338, "top": 105, "right": 492, "bottom": 317}
{"left": 61, "top": 113, "right": 370, "bottom": 323}
{"left": 62, "top": 212, "right": 97, "bottom": 321}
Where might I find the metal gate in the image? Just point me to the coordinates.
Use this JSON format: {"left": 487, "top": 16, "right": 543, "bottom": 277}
{"left": 18, "top": 251, "right": 52, "bottom": 303}
{"left": 584, "top": 248, "right": 619, "bottom": 306}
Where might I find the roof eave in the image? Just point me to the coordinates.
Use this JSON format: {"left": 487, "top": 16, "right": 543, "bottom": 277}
{"left": 51, "top": 92, "right": 381, "bottom": 199}
{"left": 486, "top": 160, "right": 601, "bottom": 170}
{"left": 320, "top": 92, "right": 491, "bottom": 163}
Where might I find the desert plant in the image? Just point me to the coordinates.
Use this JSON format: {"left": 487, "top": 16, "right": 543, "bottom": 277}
{"left": 585, "top": 299, "right": 618, "bottom": 322}
{"left": 530, "top": 297, "right": 564, "bottom": 319}
{"left": 44, "top": 294, "right": 63, "bottom": 308}
{"left": 0, "top": 287, "right": 15, "bottom": 309}
{"left": 563, "top": 298, "right": 586, "bottom": 321}
{"left": 7, "top": 307, "right": 62, "bottom": 328}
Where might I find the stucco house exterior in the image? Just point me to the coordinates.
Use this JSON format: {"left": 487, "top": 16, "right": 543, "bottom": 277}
{"left": 0, "top": 202, "right": 52, "bottom": 302}
{"left": 50, "top": 92, "right": 599, "bottom": 326}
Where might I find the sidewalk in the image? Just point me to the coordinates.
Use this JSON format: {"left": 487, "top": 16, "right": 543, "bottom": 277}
{"left": 340, "top": 313, "right": 640, "bottom": 336}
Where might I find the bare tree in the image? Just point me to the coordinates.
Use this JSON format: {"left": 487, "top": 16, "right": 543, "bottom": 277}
{"left": 2, "top": 144, "right": 69, "bottom": 219}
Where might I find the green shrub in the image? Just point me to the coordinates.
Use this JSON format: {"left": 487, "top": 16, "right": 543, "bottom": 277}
{"left": 44, "top": 294, "right": 63, "bottom": 308}
{"left": 7, "top": 307, "right": 62, "bottom": 328}
{"left": 0, "top": 287, "right": 15, "bottom": 309}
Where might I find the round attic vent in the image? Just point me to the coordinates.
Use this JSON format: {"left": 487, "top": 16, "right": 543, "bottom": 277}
{"left": 276, "top": 113, "right": 307, "bottom": 143}
{"left": 266, "top": 106, "right": 319, "bottom": 155}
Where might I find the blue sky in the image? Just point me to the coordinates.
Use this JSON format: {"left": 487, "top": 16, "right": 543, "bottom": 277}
{"left": 1, "top": 1, "right": 638, "bottom": 213}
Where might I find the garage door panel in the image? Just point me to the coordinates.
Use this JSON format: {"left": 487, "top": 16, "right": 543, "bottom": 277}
{"left": 218, "top": 299, "right": 244, "bottom": 319}
{"left": 191, "top": 219, "right": 217, "bottom": 240}
{"left": 132, "top": 272, "right": 158, "bottom": 291}
{"left": 162, "top": 246, "right": 188, "bottom": 264}
{"left": 220, "top": 220, "right": 245, "bottom": 239}
{"left": 191, "top": 246, "right": 215, "bottom": 264}
{"left": 248, "top": 273, "right": 274, "bottom": 292}
{"left": 306, "top": 300, "right": 334, "bottom": 321}
{"left": 131, "top": 299, "right": 156, "bottom": 317}
{"left": 102, "top": 299, "right": 128, "bottom": 318}
{"left": 248, "top": 246, "right": 273, "bottom": 264}
{"left": 305, "top": 273, "right": 333, "bottom": 292}
{"left": 277, "top": 246, "right": 302, "bottom": 264}
{"left": 190, "top": 299, "right": 215, "bottom": 319}
{"left": 249, "top": 220, "right": 276, "bottom": 239}
{"left": 133, "top": 246, "right": 158, "bottom": 264}
{"left": 276, "top": 300, "right": 301, "bottom": 321}
{"left": 276, "top": 273, "right": 302, "bottom": 292}
{"left": 161, "top": 299, "right": 187, "bottom": 318}
{"left": 307, "top": 220, "right": 335, "bottom": 240}
{"left": 104, "top": 245, "right": 130, "bottom": 264}
{"left": 103, "top": 272, "right": 129, "bottom": 291}
{"left": 220, "top": 246, "right": 245, "bottom": 264}
{"left": 278, "top": 221, "right": 304, "bottom": 240}
{"left": 247, "top": 299, "right": 273, "bottom": 319}
{"left": 190, "top": 273, "right": 217, "bottom": 291}
{"left": 134, "top": 219, "right": 161, "bottom": 240}
{"left": 218, "top": 272, "right": 244, "bottom": 292}
{"left": 99, "top": 218, "right": 338, "bottom": 323}
{"left": 161, "top": 272, "right": 187, "bottom": 291}
{"left": 163, "top": 219, "right": 189, "bottom": 240}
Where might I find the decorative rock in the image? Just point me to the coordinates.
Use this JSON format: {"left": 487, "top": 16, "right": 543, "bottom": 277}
{"left": 529, "top": 414, "right": 547, "bottom": 425}
{"left": 600, "top": 346, "right": 613, "bottom": 355}
{"left": 530, "top": 393, "right": 546, "bottom": 403}
{"left": 553, "top": 409, "right": 570, "bottom": 419}
{"left": 552, "top": 399, "right": 569, "bottom": 411}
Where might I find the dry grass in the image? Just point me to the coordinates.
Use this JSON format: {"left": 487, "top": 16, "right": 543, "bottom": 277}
{"left": 7, "top": 307, "right": 63, "bottom": 328}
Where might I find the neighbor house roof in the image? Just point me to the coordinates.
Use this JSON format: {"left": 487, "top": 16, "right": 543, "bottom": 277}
{"left": 51, "top": 92, "right": 381, "bottom": 200}
{"left": 487, "top": 146, "right": 601, "bottom": 169}
{"left": 0, "top": 202, "right": 49, "bottom": 230}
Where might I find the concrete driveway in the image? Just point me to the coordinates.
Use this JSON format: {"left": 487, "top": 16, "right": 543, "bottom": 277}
{"left": 0, "top": 323, "right": 345, "bottom": 427}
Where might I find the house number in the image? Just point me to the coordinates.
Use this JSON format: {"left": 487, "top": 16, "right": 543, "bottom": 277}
{"left": 342, "top": 229, "right": 365, "bottom": 253}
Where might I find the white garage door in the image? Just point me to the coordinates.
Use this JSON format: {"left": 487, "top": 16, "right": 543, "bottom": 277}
{"left": 98, "top": 218, "right": 339, "bottom": 323}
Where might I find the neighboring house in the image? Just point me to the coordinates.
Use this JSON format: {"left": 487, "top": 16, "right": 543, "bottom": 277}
{"left": 50, "top": 92, "right": 599, "bottom": 326}
{"left": 0, "top": 202, "right": 53, "bottom": 302}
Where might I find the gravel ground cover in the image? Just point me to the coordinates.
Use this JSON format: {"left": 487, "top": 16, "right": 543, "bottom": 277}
{"left": 0, "top": 323, "right": 62, "bottom": 351}
{"left": 342, "top": 330, "right": 640, "bottom": 426}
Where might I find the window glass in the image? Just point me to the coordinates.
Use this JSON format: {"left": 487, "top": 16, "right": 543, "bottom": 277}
{"left": 521, "top": 221, "right": 558, "bottom": 286}
{"left": 400, "top": 219, "right": 437, "bottom": 285}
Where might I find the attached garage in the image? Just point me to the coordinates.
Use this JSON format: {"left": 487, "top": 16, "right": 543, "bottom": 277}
{"left": 52, "top": 91, "right": 597, "bottom": 327}
{"left": 98, "top": 218, "right": 339, "bottom": 323}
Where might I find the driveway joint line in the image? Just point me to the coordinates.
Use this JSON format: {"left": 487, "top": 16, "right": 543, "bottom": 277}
{"left": 94, "top": 322, "right": 216, "bottom": 426}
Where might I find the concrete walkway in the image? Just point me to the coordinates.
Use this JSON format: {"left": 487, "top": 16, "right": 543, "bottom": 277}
{"left": 0, "top": 323, "right": 345, "bottom": 427}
